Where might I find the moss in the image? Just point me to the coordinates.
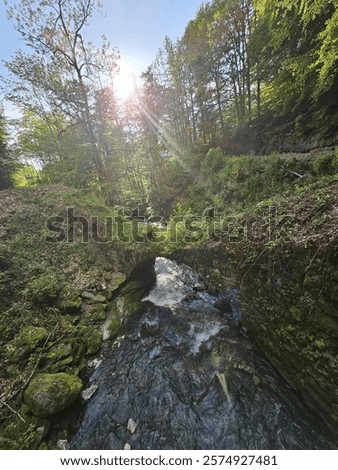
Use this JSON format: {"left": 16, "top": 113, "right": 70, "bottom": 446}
{"left": 86, "top": 303, "right": 107, "bottom": 321}
{"left": 58, "top": 284, "right": 82, "bottom": 314}
{"left": 0, "top": 415, "right": 48, "bottom": 450}
{"left": 303, "top": 271, "right": 322, "bottom": 291}
{"left": 29, "top": 272, "right": 65, "bottom": 305}
{"left": 83, "top": 329, "right": 102, "bottom": 355}
{"left": 46, "top": 343, "right": 72, "bottom": 362}
{"left": 48, "top": 356, "right": 74, "bottom": 373}
{"left": 90, "top": 294, "right": 107, "bottom": 304}
{"left": 6, "top": 326, "right": 48, "bottom": 362}
{"left": 24, "top": 373, "right": 83, "bottom": 417}
{"left": 289, "top": 306, "right": 302, "bottom": 322}
{"left": 108, "top": 318, "right": 121, "bottom": 338}
{"left": 314, "top": 338, "right": 326, "bottom": 349}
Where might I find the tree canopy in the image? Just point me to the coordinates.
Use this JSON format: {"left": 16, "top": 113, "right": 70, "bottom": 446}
{"left": 2, "top": 0, "right": 337, "bottom": 211}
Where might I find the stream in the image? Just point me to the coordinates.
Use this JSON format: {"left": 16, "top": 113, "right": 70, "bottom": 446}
{"left": 71, "top": 258, "right": 333, "bottom": 450}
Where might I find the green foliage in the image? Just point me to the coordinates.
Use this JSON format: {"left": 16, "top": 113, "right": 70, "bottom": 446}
{"left": 199, "top": 148, "right": 338, "bottom": 213}
{"left": 29, "top": 271, "right": 65, "bottom": 305}
{"left": 0, "top": 110, "right": 14, "bottom": 190}
{"left": 311, "top": 150, "right": 338, "bottom": 176}
{"left": 12, "top": 164, "right": 40, "bottom": 188}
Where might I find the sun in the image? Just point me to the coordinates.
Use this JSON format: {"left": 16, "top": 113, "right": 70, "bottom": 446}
{"left": 114, "top": 62, "right": 137, "bottom": 101}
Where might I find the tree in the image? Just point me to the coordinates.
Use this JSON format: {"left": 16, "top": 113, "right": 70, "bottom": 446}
{"left": 0, "top": 109, "right": 12, "bottom": 190}
{"left": 4, "top": 0, "right": 119, "bottom": 186}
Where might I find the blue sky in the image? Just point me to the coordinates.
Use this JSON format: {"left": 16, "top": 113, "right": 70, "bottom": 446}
{"left": 0, "top": 0, "right": 205, "bottom": 106}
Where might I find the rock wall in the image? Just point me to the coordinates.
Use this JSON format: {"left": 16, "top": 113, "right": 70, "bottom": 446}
{"left": 238, "top": 242, "right": 338, "bottom": 439}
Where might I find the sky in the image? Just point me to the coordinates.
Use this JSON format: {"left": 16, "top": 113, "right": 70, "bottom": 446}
{"left": 0, "top": 0, "right": 205, "bottom": 109}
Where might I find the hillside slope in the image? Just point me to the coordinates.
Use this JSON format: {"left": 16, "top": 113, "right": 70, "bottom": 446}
{"left": 0, "top": 185, "right": 145, "bottom": 449}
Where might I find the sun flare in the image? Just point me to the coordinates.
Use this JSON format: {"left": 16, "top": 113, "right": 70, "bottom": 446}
{"left": 114, "top": 62, "right": 137, "bottom": 100}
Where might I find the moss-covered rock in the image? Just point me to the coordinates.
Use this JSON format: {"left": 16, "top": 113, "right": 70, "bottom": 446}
{"left": 6, "top": 326, "right": 48, "bottom": 362}
{"left": 83, "top": 329, "right": 102, "bottom": 355}
{"left": 46, "top": 343, "right": 73, "bottom": 363}
{"left": 29, "top": 272, "right": 64, "bottom": 305}
{"left": 24, "top": 373, "right": 83, "bottom": 417}
{"left": 90, "top": 294, "right": 107, "bottom": 304}
{"left": 58, "top": 284, "right": 82, "bottom": 314}
{"left": 85, "top": 303, "right": 107, "bottom": 321}
{"left": 0, "top": 414, "right": 49, "bottom": 450}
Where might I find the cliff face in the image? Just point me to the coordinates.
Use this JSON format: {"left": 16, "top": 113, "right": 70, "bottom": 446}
{"left": 237, "top": 179, "right": 338, "bottom": 438}
{"left": 239, "top": 243, "right": 338, "bottom": 438}
{"left": 174, "top": 176, "right": 338, "bottom": 440}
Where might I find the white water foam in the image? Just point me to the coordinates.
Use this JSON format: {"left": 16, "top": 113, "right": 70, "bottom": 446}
{"left": 142, "top": 257, "right": 196, "bottom": 307}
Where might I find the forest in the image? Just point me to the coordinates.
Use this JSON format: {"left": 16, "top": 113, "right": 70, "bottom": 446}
{"left": 0, "top": 0, "right": 338, "bottom": 452}
{"left": 0, "top": 0, "right": 337, "bottom": 216}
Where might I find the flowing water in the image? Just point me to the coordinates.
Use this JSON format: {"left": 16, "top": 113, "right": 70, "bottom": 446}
{"left": 71, "top": 258, "right": 333, "bottom": 450}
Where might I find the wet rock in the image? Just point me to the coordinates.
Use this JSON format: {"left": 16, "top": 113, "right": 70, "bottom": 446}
{"left": 24, "top": 373, "right": 83, "bottom": 417}
{"left": 193, "top": 282, "right": 207, "bottom": 292}
{"left": 253, "top": 375, "right": 261, "bottom": 386}
{"left": 207, "top": 284, "right": 217, "bottom": 295}
{"left": 57, "top": 439, "right": 69, "bottom": 450}
{"left": 127, "top": 418, "right": 138, "bottom": 434}
{"left": 81, "top": 384, "right": 98, "bottom": 401}
{"left": 214, "top": 298, "right": 232, "bottom": 314}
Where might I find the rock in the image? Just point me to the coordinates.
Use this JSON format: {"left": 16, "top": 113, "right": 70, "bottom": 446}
{"left": 127, "top": 418, "right": 138, "bottom": 434}
{"left": 7, "top": 326, "right": 48, "bottom": 362}
{"left": 46, "top": 343, "right": 72, "bottom": 363}
{"left": 57, "top": 439, "right": 69, "bottom": 450}
{"left": 103, "top": 272, "right": 113, "bottom": 282}
{"left": 214, "top": 298, "right": 232, "bottom": 314}
{"left": 90, "top": 294, "right": 107, "bottom": 304}
{"left": 24, "top": 373, "right": 83, "bottom": 417}
{"left": 83, "top": 329, "right": 102, "bottom": 354}
{"left": 124, "top": 443, "right": 132, "bottom": 450}
{"left": 114, "top": 259, "right": 156, "bottom": 300}
{"left": 88, "top": 358, "right": 102, "bottom": 369}
{"left": 207, "top": 284, "right": 217, "bottom": 295}
{"left": 193, "top": 282, "right": 207, "bottom": 292}
{"left": 81, "top": 291, "right": 95, "bottom": 300}
{"left": 87, "top": 303, "right": 107, "bottom": 321}
{"left": 253, "top": 375, "right": 261, "bottom": 386}
{"left": 102, "top": 318, "right": 121, "bottom": 341}
{"left": 81, "top": 384, "right": 98, "bottom": 401}
{"left": 29, "top": 272, "right": 64, "bottom": 305}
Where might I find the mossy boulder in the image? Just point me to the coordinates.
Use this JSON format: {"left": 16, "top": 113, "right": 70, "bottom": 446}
{"left": 90, "top": 294, "right": 107, "bottom": 304}
{"left": 24, "top": 373, "right": 83, "bottom": 417}
{"left": 58, "top": 284, "right": 82, "bottom": 314}
{"left": 7, "top": 325, "right": 48, "bottom": 362}
{"left": 44, "top": 343, "right": 73, "bottom": 372}
{"left": 29, "top": 272, "right": 64, "bottom": 305}
{"left": 86, "top": 303, "right": 107, "bottom": 321}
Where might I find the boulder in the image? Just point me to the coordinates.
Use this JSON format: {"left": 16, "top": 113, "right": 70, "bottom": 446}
{"left": 24, "top": 373, "right": 83, "bottom": 417}
{"left": 90, "top": 294, "right": 107, "bottom": 304}
{"left": 7, "top": 326, "right": 48, "bottom": 362}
